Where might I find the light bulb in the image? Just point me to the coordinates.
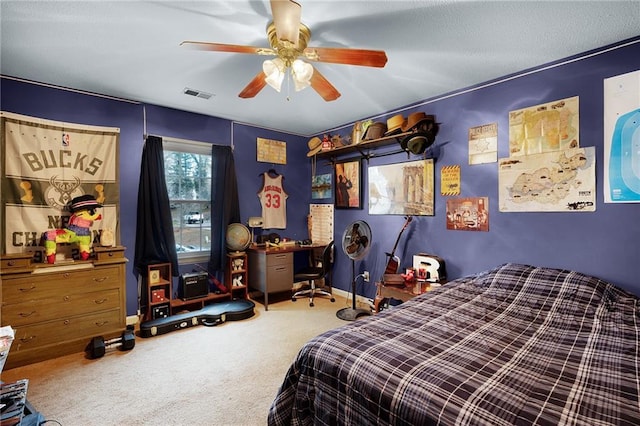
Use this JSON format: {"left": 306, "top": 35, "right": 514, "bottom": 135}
{"left": 263, "top": 58, "right": 285, "bottom": 92}
{"left": 291, "top": 59, "right": 313, "bottom": 92}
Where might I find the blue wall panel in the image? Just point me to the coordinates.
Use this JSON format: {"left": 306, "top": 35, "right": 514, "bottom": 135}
{"left": 316, "top": 38, "right": 640, "bottom": 299}
{"left": 2, "top": 37, "right": 639, "bottom": 318}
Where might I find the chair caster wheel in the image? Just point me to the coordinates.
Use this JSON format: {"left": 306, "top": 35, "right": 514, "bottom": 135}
{"left": 292, "top": 297, "right": 297, "bottom": 302}
{"left": 330, "top": 298, "right": 335, "bottom": 302}
{"left": 310, "top": 302, "right": 314, "bottom": 307}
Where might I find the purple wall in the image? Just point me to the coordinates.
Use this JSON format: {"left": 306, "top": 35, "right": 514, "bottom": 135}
{"left": 2, "top": 37, "right": 639, "bottom": 317}
{"left": 319, "top": 38, "right": 640, "bottom": 300}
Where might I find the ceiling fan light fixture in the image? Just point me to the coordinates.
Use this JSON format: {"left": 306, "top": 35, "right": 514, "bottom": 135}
{"left": 291, "top": 59, "right": 313, "bottom": 91}
{"left": 263, "top": 57, "right": 286, "bottom": 92}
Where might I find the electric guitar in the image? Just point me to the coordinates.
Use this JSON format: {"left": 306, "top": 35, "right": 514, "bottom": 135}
{"left": 384, "top": 216, "right": 413, "bottom": 274}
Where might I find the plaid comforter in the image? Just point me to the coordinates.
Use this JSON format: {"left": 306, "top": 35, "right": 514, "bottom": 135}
{"left": 268, "top": 263, "right": 640, "bottom": 425}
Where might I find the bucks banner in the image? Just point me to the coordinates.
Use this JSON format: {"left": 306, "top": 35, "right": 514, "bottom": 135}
{"left": 0, "top": 112, "right": 120, "bottom": 261}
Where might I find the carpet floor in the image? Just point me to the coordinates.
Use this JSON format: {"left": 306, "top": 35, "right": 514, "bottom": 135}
{"left": 1, "top": 293, "right": 358, "bottom": 425}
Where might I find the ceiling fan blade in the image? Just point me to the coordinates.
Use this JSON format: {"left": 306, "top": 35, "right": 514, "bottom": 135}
{"left": 310, "top": 67, "right": 341, "bottom": 102}
{"left": 270, "top": 0, "right": 301, "bottom": 46}
{"left": 238, "top": 71, "right": 267, "bottom": 98}
{"left": 181, "top": 41, "right": 275, "bottom": 56}
{"left": 304, "top": 47, "right": 388, "bottom": 68}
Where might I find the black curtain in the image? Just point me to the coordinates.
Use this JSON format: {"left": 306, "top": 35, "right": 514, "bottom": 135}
{"left": 134, "top": 135, "right": 179, "bottom": 276}
{"left": 208, "top": 145, "right": 240, "bottom": 274}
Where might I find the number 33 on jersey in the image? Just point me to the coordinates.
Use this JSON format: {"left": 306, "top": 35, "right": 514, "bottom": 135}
{"left": 258, "top": 172, "right": 288, "bottom": 229}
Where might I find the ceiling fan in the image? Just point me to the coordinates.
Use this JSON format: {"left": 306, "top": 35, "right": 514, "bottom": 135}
{"left": 181, "top": 0, "right": 388, "bottom": 101}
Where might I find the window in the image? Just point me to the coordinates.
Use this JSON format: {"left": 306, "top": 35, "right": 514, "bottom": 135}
{"left": 163, "top": 138, "right": 212, "bottom": 261}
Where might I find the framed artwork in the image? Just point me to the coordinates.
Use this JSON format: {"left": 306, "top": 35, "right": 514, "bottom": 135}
{"left": 368, "top": 159, "right": 434, "bottom": 215}
{"left": 311, "top": 173, "right": 332, "bottom": 200}
{"left": 334, "top": 159, "right": 362, "bottom": 209}
{"left": 446, "top": 197, "right": 489, "bottom": 231}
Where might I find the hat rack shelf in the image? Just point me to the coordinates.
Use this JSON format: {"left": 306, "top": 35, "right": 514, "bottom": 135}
{"left": 315, "top": 131, "right": 415, "bottom": 163}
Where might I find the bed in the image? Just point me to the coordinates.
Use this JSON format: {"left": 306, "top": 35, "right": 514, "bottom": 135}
{"left": 268, "top": 263, "right": 640, "bottom": 425}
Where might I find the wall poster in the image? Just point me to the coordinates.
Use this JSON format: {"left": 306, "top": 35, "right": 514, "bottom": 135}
{"left": 446, "top": 197, "right": 489, "bottom": 231}
{"left": 309, "top": 203, "right": 334, "bottom": 245}
{"left": 368, "top": 159, "right": 434, "bottom": 216}
{"left": 441, "top": 165, "right": 461, "bottom": 196}
{"left": 257, "top": 137, "right": 287, "bottom": 164}
{"left": 311, "top": 173, "right": 332, "bottom": 199}
{"left": 498, "top": 146, "right": 595, "bottom": 212}
{"left": 604, "top": 70, "right": 640, "bottom": 203}
{"left": 508, "top": 96, "right": 579, "bottom": 157}
{"left": 334, "top": 159, "right": 362, "bottom": 209}
{"left": 0, "top": 112, "right": 120, "bottom": 260}
{"left": 468, "top": 123, "right": 497, "bottom": 164}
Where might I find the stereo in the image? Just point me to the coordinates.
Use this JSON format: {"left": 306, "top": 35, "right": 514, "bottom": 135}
{"left": 178, "top": 272, "right": 209, "bottom": 300}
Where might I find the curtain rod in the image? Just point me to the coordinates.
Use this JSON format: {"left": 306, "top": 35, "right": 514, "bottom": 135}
{"left": 143, "top": 133, "right": 229, "bottom": 148}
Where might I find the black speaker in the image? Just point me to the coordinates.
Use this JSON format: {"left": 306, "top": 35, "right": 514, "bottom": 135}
{"left": 178, "top": 272, "right": 209, "bottom": 300}
{"left": 151, "top": 303, "right": 170, "bottom": 319}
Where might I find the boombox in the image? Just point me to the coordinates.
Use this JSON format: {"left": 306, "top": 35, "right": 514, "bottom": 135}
{"left": 178, "top": 272, "right": 209, "bottom": 300}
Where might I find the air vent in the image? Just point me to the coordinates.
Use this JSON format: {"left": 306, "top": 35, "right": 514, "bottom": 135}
{"left": 183, "top": 88, "right": 213, "bottom": 100}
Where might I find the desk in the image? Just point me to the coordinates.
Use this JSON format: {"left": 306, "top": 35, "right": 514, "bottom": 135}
{"left": 248, "top": 244, "right": 324, "bottom": 311}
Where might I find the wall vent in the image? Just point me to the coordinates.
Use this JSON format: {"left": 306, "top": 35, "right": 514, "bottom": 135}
{"left": 183, "top": 87, "right": 213, "bottom": 99}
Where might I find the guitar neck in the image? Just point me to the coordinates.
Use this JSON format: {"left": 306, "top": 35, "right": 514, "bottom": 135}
{"left": 385, "top": 216, "right": 412, "bottom": 273}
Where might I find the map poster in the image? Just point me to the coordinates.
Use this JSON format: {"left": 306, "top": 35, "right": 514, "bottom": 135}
{"left": 498, "top": 146, "right": 595, "bottom": 212}
{"left": 257, "top": 137, "right": 286, "bottom": 164}
{"left": 446, "top": 197, "right": 489, "bottom": 231}
{"left": 509, "top": 96, "right": 579, "bottom": 157}
{"left": 469, "top": 123, "right": 497, "bottom": 164}
{"left": 603, "top": 70, "right": 640, "bottom": 203}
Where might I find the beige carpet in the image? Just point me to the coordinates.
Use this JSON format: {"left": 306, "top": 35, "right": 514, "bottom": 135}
{"left": 1, "top": 294, "right": 361, "bottom": 425}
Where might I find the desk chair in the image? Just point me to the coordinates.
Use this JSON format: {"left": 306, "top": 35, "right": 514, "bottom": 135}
{"left": 292, "top": 241, "right": 336, "bottom": 307}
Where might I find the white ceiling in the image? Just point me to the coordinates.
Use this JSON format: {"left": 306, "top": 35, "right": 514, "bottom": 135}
{"left": 1, "top": 1, "right": 639, "bottom": 136}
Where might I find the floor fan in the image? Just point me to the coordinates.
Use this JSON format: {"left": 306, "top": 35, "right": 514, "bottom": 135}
{"left": 336, "top": 220, "right": 373, "bottom": 321}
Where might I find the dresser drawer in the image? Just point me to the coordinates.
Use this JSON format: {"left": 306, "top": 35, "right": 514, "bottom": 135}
{"left": 266, "top": 252, "right": 292, "bottom": 267}
{"left": 9, "top": 308, "right": 123, "bottom": 354}
{"left": 94, "top": 246, "right": 125, "bottom": 263}
{"left": 0, "top": 253, "right": 32, "bottom": 271}
{"left": 3, "top": 288, "right": 121, "bottom": 327}
{"left": 2, "top": 265, "right": 121, "bottom": 304}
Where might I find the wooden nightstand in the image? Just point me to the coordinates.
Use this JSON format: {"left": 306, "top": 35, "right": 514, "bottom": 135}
{"left": 374, "top": 279, "right": 441, "bottom": 313}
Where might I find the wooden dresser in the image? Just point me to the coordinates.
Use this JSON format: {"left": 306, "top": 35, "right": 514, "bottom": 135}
{"left": 0, "top": 247, "right": 127, "bottom": 369}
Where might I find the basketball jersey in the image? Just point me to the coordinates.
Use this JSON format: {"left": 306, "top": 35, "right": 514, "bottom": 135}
{"left": 258, "top": 173, "right": 288, "bottom": 229}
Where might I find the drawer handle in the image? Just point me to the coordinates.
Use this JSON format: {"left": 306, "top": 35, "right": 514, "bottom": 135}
{"left": 20, "top": 336, "right": 35, "bottom": 344}
{"left": 18, "top": 285, "right": 36, "bottom": 293}
{"left": 63, "top": 273, "right": 70, "bottom": 278}
{"left": 93, "top": 276, "right": 109, "bottom": 283}
{"left": 95, "top": 321, "right": 109, "bottom": 327}
{"left": 94, "top": 298, "right": 108, "bottom": 304}
{"left": 63, "top": 295, "right": 71, "bottom": 302}
{"left": 18, "top": 311, "right": 36, "bottom": 318}
{"left": 108, "top": 252, "right": 114, "bottom": 257}
{"left": 8, "top": 260, "right": 15, "bottom": 266}
{"left": 275, "top": 266, "right": 287, "bottom": 271}
{"left": 63, "top": 319, "right": 70, "bottom": 325}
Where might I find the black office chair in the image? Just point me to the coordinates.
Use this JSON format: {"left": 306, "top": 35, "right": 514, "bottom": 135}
{"left": 292, "top": 241, "right": 336, "bottom": 307}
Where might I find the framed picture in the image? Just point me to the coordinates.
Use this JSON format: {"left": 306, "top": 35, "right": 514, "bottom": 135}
{"left": 311, "top": 173, "right": 332, "bottom": 200}
{"left": 334, "top": 159, "right": 362, "bottom": 209}
{"left": 149, "top": 269, "right": 160, "bottom": 284}
{"left": 368, "top": 159, "right": 435, "bottom": 215}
